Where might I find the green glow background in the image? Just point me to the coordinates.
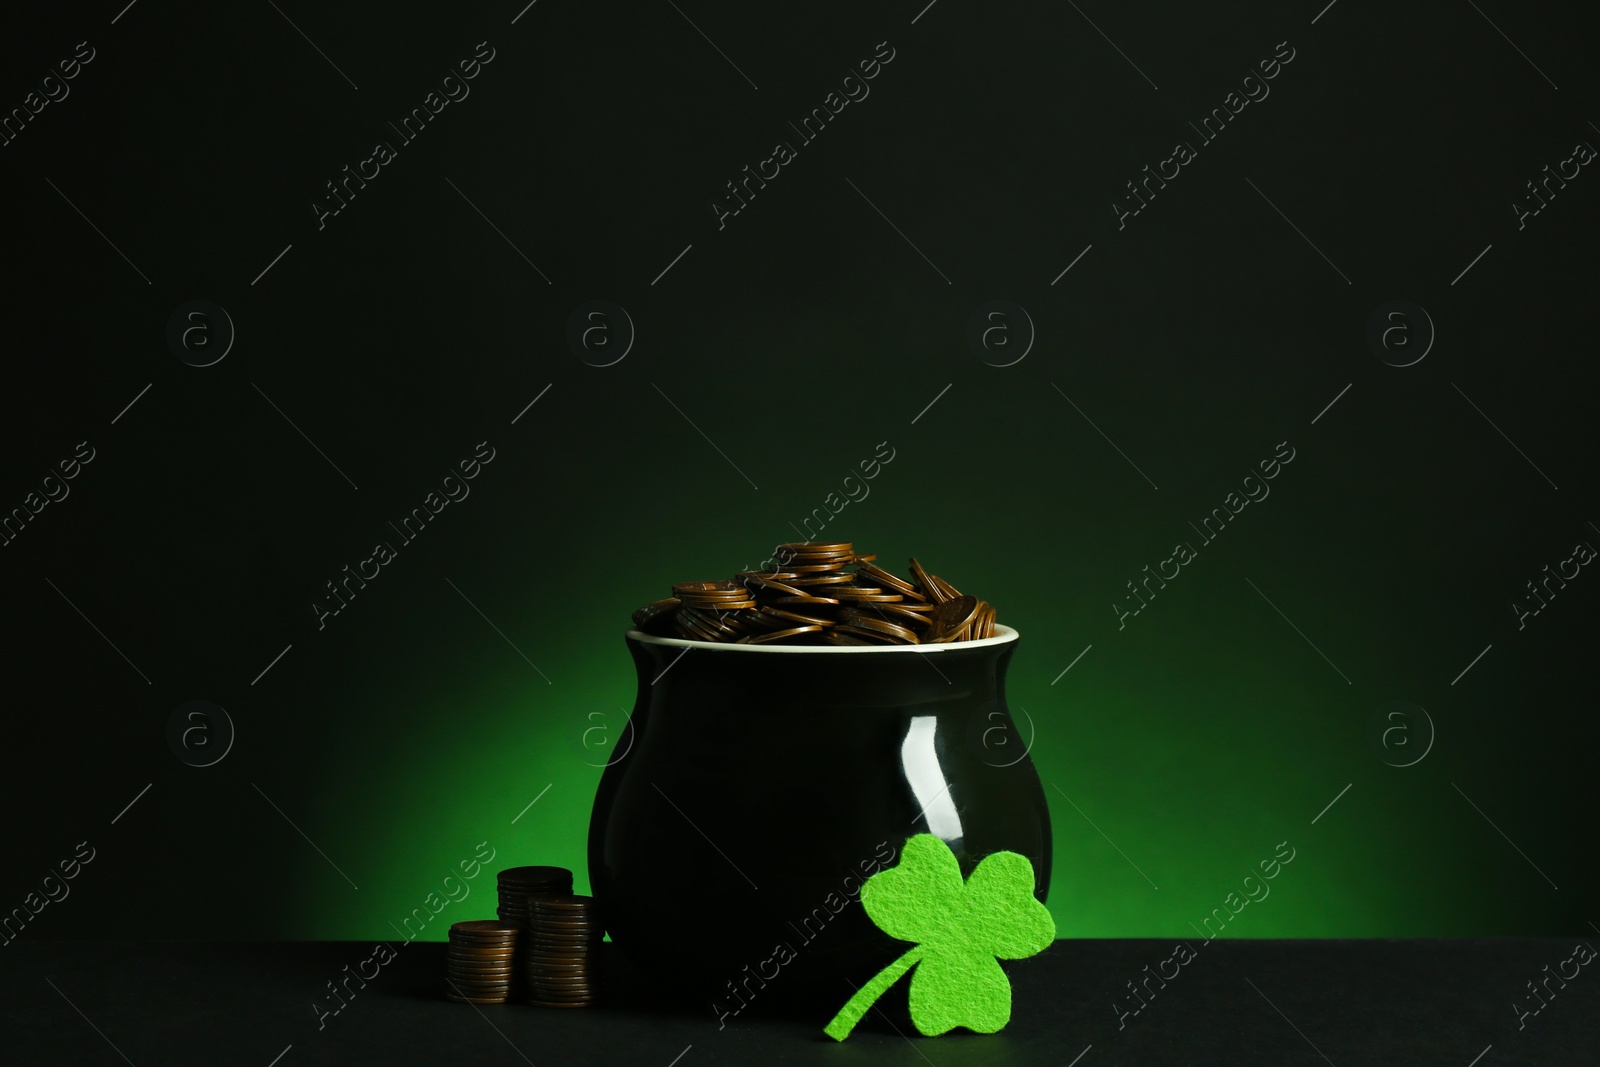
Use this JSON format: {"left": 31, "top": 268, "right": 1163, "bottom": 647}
{"left": 268, "top": 355, "right": 1594, "bottom": 942}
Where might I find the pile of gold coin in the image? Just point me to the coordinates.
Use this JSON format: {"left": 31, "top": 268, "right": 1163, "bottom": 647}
{"left": 443, "top": 920, "right": 521, "bottom": 1003}
{"left": 446, "top": 868, "right": 606, "bottom": 1009}
{"left": 523, "top": 895, "right": 604, "bottom": 1007}
{"left": 496, "top": 866, "right": 572, "bottom": 927}
{"left": 630, "top": 542, "right": 999, "bottom": 645}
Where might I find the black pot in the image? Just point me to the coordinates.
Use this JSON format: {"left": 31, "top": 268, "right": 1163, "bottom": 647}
{"left": 587, "top": 625, "right": 1052, "bottom": 1009}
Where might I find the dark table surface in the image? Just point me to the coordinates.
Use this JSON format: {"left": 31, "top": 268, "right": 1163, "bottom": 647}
{"left": 3, "top": 938, "right": 1593, "bottom": 1065}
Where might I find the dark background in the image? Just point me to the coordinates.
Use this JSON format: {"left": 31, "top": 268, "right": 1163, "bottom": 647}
{"left": 2, "top": 0, "right": 1597, "bottom": 946}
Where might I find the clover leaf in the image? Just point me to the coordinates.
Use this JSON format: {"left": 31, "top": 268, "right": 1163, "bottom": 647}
{"left": 823, "top": 834, "right": 1055, "bottom": 1040}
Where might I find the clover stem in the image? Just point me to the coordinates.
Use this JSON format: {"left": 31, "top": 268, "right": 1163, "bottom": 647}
{"left": 822, "top": 945, "right": 926, "bottom": 1041}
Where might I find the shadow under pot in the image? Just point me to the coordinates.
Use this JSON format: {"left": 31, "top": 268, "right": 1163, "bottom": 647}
{"left": 588, "top": 624, "right": 1052, "bottom": 1005}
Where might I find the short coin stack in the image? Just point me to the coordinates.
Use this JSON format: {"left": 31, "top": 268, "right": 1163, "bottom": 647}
{"left": 630, "top": 542, "right": 1000, "bottom": 645}
{"left": 496, "top": 865, "right": 573, "bottom": 928}
{"left": 523, "top": 895, "right": 604, "bottom": 1008}
{"left": 444, "top": 920, "right": 521, "bottom": 1003}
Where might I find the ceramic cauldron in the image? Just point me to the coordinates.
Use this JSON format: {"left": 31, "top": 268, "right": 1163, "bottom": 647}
{"left": 587, "top": 625, "right": 1051, "bottom": 1005}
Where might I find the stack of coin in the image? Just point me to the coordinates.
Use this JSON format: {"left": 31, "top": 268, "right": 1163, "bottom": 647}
{"left": 523, "top": 894, "right": 604, "bottom": 1008}
{"left": 628, "top": 543, "right": 1000, "bottom": 645}
{"left": 496, "top": 866, "right": 573, "bottom": 928}
{"left": 443, "top": 920, "right": 521, "bottom": 1004}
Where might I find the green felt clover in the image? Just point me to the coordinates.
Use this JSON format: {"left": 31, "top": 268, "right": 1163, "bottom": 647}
{"left": 823, "top": 834, "right": 1055, "bottom": 1040}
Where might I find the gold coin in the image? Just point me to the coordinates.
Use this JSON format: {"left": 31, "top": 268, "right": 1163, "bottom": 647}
{"left": 831, "top": 625, "right": 899, "bottom": 644}
{"left": 907, "top": 557, "right": 942, "bottom": 602}
{"left": 928, "top": 595, "right": 979, "bottom": 641}
{"left": 841, "top": 616, "right": 920, "bottom": 643}
{"left": 778, "top": 541, "right": 853, "bottom": 554}
{"left": 762, "top": 607, "right": 835, "bottom": 627}
{"left": 875, "top": 604, "right": 933, "bottom": 626}
{"left": 853, "top": 562, "right": 920, "bottom": 597}
{"left": 787, "top": 572, "right": 856, "bottom": 586}
{"left": 737, "top": 625, "right": 823, "bottom": 644}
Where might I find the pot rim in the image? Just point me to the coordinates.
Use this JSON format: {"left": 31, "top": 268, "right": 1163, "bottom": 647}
{"left": 625, "top": 623, "right": 1018, "bottom": 654}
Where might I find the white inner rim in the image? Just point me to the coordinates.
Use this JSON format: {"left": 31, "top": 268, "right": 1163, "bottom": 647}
{"left": 626, "top": 623, "right": 1018, "bottom": 653}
